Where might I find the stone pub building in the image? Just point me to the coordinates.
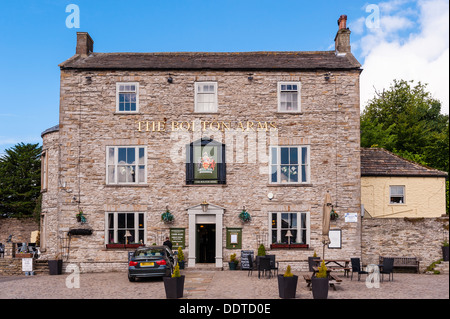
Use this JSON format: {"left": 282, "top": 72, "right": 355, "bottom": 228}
{"left": 40, "top": 15, "right": 362, "bottom": 272}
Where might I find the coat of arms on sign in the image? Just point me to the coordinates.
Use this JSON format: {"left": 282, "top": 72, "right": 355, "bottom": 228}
{"left": 197, "top": 151, "right": 216, "bottom": 174}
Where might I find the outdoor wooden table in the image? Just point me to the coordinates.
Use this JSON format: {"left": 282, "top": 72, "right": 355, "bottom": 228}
{"left": 313, "top": 259, "right": 351, "bottom": 277}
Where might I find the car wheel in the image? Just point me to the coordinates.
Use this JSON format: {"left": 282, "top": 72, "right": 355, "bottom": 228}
{"left": 128, "top": 274, "right": 136, "bottom": 282}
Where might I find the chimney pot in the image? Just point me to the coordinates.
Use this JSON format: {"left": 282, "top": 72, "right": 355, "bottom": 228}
{"left": 76, "top": 32, "right": 94, "bottom": 56}
{"left": 338, "top": 15, "right": 347, "bottom": 30}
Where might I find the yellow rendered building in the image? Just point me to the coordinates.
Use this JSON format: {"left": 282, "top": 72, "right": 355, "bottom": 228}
{"left": 361, "top": 148, "right": 448, "bottom": 218}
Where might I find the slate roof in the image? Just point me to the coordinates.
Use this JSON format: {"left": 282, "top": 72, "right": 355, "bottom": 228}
{"left": 361, "top": 148, "right": 448, "bottom": 178}
{"left": 59, "top": 51, "right": 361, "bottom": 71}
{"left": 41, "top": 124, "right": 59, "bottom": 137}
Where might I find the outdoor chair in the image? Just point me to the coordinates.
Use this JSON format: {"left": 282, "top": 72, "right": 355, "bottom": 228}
{"left": 266, "top": 254, "right": 279, "bottom": 276}
{"left": 258, "top": 256, "right": 272, "bottom": 279}
{"left": 380, "top": 257, "right": 394, "bottom": 282}
{"left": 247, "top": 255, "right": 256, "bottom": 277}
{"left": 350, "top": 258, "right": 368, "bottom": 281}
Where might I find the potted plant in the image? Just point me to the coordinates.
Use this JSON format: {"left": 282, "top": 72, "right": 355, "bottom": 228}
{"left": 239, "top": 207, "right": 251, "bottom": 223}
{"left": 76, "top": 210, "right": 86, "bottom": 223}
{"left": 256, "top": 244, "right": 266, "bottom": 266}
{"left": 443, "top": 240, "right": 449, "bottom": 262}
{"left": 277, "top": 265, "right": 298, "bottom": 299}
{"left": 308, "top": 251, "right": 320, "bottom": 272}
{"left": 311, "top": 260, "right": 329, "bottom": 299}
{"left": 161, "top": 207, "right": 174, "bottom": 224}
{"left": 177, "top": 247, "right": 185, "bottom": 269}
{"left": 330, "top": 208, "right": 339, "bottom": 221}
{"left": 229, "top": 253, "right": 239, "bottom": 270}
{"left": 163, "top": 264, "right": 185, "bottom": 299}
{"left": 48, "top": 253, "right": 63, "bottom": 275}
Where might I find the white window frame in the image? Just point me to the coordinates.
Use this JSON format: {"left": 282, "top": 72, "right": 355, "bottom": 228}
{"left": 194, "top": 82, "right": 218, "bottom": 113}
{"left": 389, "top": 185, "right": 405, "bottom": 204}
{"left": 106, "top": 146, "right": 147, "bottom": 185}
{"left": 269, "top": 212, "right": 310, "bottom": 245}
{"left": 269, "top": 145, "right": 310, "bottom": 184}
{"left": 105, "top": 212, "right": 147, "bottom": 245}
{"left": 277, "top": 81, "right": 301, "bottom": 112}
{"left": 116, "top": 82, "right": 139, "bottom": 113}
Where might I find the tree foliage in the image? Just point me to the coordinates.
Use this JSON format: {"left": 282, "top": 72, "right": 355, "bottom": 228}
{"left": 0, "top": 142, "right": 42, "bottom": 218}
{"left": 361, "top": 79, "right": 449, "bottom": 173}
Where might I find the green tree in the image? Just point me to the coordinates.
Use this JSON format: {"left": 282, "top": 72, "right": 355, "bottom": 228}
{"left": 361, "top": 79, "right": 449, "bottom": 214}
{"left": 0, "top": 142, "right": 42, "bottom": 218}
{"left": 361, "top": 79, "right": 449, "bottom": 173}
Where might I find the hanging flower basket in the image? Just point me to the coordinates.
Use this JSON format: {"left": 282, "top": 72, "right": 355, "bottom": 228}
{"left": 239, "top": 208, "right": 251, "bottom": 223}
{"left": 330, "top": 208, "right": 339, "bottom": 221}
{"left": 76, "top": 210, "right": 87, "bottom": 223}
{"left": 161, "top": 209, "right": 175, "bottom": 224}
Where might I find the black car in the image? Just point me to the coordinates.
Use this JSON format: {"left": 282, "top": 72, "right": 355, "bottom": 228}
{"left": 128, "top": 245, "right": 175, "bottom": 281}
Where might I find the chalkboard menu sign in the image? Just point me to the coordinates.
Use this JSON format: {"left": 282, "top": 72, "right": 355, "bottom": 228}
{"left": 240, "top": 250, "right": 254, "bottom": 270}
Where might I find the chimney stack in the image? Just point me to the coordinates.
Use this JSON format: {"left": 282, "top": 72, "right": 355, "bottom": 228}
{"left": 76, "top": 32, "right": 94, "bottom": 56}
{"left": 334, "top": 15, "right": 351, "bottom": 54}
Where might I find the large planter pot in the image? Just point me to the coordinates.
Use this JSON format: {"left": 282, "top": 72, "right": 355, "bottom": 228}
{"left": 311, "top": 277, "right": 329, "bottom": 299}
{"left": 48, "top": 259, "right": 63, "bottom": 275}
{"left": 229, "top": 262, "right": 238, "bottom": 270}
{"left": 443, "top": 246, "right": 449, "bottom": 262}
{"left": 277, "top": 275, "right": 298, "bottom": 299}
{"left": 163, "top": 276, "right": 185, "bottom": 299}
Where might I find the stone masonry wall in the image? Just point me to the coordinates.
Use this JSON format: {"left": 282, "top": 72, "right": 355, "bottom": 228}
{"left": 362, "top": 216, "right": 449, "bottom": 272}
{"left": 42, "top": 68, "right": 362, "bottom": 272}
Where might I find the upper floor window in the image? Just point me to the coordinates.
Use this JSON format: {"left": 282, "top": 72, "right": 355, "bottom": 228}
{"left": 270, "top": 146, "right": 309, "bottom": 184}
{"left": 116, "top": 82, "right": 139, "bottom": 113}
{"left": 106, "top": 146, "right": 146, "bottom": 185}
{"left": 390, "top": 185, "right": 405, "bottom": 204}
{"left": 186, "top": 138, "right": 226, "bottom": 184}
{"left": 278, "top": 82, "right": 301, "bottom": 112}
{"left": 195, "top": 82, "right": 218, "bottom": 113}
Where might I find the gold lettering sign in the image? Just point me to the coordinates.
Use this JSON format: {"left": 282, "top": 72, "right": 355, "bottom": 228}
{"left": 136, "top": 121, "right": 277, "bottom": 132}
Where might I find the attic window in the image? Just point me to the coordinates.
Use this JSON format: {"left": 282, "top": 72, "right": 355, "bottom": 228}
{"left": 390, "top": 185, "right": 405, "bottom": 204}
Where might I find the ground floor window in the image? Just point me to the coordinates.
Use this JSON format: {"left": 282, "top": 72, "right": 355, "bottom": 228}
{"left": 106, "top": 212, "right": 145, "bottom": 244}
{"left": 270, "top": 212, "right": 309, "bottom": 245}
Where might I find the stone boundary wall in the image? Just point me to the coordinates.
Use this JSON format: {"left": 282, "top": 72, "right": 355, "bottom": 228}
{"left": 0, "top": 218, "right": 39, "bottom": 245}
{"left": 362, "top": 216, "right": 449, "bottom": 272}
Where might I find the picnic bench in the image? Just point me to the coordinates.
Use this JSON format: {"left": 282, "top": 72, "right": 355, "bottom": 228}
{"left": 303, "top": 274, "right": 342, "bottom": 291}
{"left": 379, "top": 256, "right": 420, "bottom": 273}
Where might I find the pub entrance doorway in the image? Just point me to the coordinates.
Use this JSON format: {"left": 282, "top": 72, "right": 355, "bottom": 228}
{"left": 196, "top": 224, "right": 216, "bottom": 263}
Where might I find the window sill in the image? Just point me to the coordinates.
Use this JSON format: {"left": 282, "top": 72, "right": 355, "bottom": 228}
{"left": 267, "top": 183, "right": 313, "bottom": 187}
{"left": 183, "top": 184, "right": 228, "bottom": 187}
{"left": 105, "top": 184, "right": 149, "bottom": 188}
{"left": 276, "top": 111, "right": 303, "bottom": 115}
{"left": 106, "top": 244, "right": 145, "bottom": 249}
{"left": 114, "top": 112, "right": 142, "bottom": 115}
{"left": 270, "top": 244, "right": 309, "bottom": 249}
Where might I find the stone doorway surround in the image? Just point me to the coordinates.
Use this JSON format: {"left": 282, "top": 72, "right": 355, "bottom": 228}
{"left": 187, "top": 203, "right": 224, "bottom": 268}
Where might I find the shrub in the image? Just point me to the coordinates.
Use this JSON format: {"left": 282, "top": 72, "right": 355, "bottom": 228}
{"left": 283, "top": 265, "right": 294, "bottom": 277}
{"left": 316, "top": 260, "right": 328, "bottom": 278}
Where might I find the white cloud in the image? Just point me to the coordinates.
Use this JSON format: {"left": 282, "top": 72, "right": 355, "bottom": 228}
{"left": 357, "top": 0, "right": 449, "bottom": 114}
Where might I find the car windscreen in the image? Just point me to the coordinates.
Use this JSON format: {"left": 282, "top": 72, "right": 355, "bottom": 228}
{"left": 134, "top": 248, "right": 165, "bottom": 258}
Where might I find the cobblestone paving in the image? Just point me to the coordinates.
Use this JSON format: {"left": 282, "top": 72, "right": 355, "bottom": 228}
{"left": 1, "top": 270, "right": 448, "bottom": 299}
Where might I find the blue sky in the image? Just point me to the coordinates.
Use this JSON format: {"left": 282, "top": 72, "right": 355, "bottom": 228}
{"left": 0, "top": 0, "right": 448, "bottom": 155}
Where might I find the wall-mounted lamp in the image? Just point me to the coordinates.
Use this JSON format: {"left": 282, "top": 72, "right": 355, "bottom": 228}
{"left": 247, "top": 74, "right": 254, "bottom": 81}
{"left": 85, "top": 76, "right": 92, "bottom": 84}
{"left": 324, "top": 72, "right": 332, "bottom": 81}
{"left": 167, "top": 74, "right": 173, "bottom": 84}
{"left": 201, "top": 200, "right": 209, "bottom": 212}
